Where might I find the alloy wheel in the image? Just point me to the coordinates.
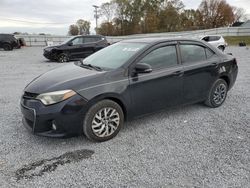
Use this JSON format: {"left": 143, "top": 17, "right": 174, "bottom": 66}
{"left": 58, "top": 54, "right": 68, "bottom": 63}
{"left": 91, "top": 107, "right": 120, "bottom": 138}
{"left": 213, "top": 83, "right": 227, "bottom": 105}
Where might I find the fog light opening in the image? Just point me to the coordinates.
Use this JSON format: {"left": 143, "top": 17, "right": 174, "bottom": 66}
{"left": 52, "top": 120, "right": 57, "bottom": 131}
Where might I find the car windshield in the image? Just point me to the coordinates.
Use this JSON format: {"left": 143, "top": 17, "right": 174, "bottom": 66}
{"left": 81, "top": 42, "right": 147, "bottom": 69}
{"left": 61, "top": 36, "right": 75, "bottom": 44}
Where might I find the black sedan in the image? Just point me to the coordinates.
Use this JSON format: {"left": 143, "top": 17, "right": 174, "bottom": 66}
{"left": 21, "top": 38, "right": 238, "bottom": 142}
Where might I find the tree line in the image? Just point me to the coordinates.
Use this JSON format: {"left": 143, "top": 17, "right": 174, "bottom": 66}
{"left": 68, "top": 0, "right": 246, "bottom": 36}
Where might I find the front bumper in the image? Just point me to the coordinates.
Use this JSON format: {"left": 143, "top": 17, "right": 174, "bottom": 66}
{"left": 43, "top": 50, "right": 57, "bottom": 60}
{"left": 20, "top": 92, "right": 88, "bottom": 138}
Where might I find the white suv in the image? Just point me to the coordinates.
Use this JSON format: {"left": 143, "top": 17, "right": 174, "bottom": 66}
{"left": 201, "top": 35, "right": 227, "bottom": 51}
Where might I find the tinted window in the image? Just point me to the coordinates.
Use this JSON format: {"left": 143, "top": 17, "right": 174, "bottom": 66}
{"left": 205, "top": 48, "right": 215, "bottom": 59}
{"left": 95, "top": 37, "right": 104, "bottom": 42}
{"left": 202, "top": 36, "right": 209, "bottom": 42}
{"left": 0, "top": 35, "right": 15, "bottom": 41}
{"left": 139, "top": 45, "right": 178, "bottom": 70}
{"left": 71, "top": 37, "right": 83, "bottom": 45}
{"left": 9, "top": 35, "right": 16, "bottom": 40}
{"left": 83, "top": 37, "right": 96, "bottom": 43}
{"left": 208, "top": 36, "right": 220, "bottom": 41}
{"left": 180, "top": 44, "right": 206, "bottom": 64}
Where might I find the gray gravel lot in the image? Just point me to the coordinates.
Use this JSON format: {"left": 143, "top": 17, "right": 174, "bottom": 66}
{"left": 0, "top": 46, "right": 249, "bottom": 187}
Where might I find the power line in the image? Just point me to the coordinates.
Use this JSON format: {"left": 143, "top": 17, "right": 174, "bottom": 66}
{"left": 0, "top": 17, "right": 72, "bottom": 25}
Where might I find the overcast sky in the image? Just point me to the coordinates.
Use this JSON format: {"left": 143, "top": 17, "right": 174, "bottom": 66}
{"left": 0, "top": 0, "right": 249, "bottom": 35}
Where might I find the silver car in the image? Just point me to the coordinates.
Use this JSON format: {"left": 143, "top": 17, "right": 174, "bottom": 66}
{"left": 201, "top": 35, "right": 227, "bottom": 51}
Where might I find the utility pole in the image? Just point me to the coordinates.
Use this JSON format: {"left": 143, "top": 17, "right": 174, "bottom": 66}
{"left": 93, "top": 5, "right": 99, "bottom": 34}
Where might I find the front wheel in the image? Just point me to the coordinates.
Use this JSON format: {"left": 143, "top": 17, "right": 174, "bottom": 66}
{"left": 3, "top": 43, "right": 13, "bottom": 51}
{"left": 205, "top": 79, "right": 228, "bottom": 108}
{"left": 57, "top": 53, "right": 69, "bottom": 63}
{"left": 83, "top": 100, "right": 124, "bottom": 142}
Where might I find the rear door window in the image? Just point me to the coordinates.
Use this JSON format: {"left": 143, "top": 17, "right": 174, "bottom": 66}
{"left": 205, "top": 48, "right": 216, "bottom": 59}
{"left": 95, "top": 37, "right": 103, "bottom": 42}
{"left": 83, "top": 37, "right": 96, "bottom": 43}
{"left": 180, "top": 44, "right": 206, "bottom": 64}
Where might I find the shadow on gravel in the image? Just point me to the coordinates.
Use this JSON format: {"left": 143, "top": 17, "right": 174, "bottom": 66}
{"left": 43, "top": 60, "right": 58, "bottom": 63}
{"left": 123, "top": 103, "right": 203, "bottom": 129}
{"left": 15, "top": 149, "right": 94, "bottom": 181}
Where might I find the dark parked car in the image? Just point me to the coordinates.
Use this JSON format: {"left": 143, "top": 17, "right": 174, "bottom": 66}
{"left": 43, "top": 35, "right": 109, "bottom": 63}
{"left": 21, "top": 38, "right": 238, "bottom": 142}
{"left": 0, "top": 34, "right": 20, "bottom": 51}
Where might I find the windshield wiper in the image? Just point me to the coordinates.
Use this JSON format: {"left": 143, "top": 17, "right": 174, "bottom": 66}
{"left": 85, "top": 63, "right": 102, "bottom": 71}
{"left": 78, "top": 60, "right": 102, "bottom": 71}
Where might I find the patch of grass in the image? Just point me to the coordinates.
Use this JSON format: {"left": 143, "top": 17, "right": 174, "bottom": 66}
{"left": 224, "top": 36, "right": 250, "bottom": 46}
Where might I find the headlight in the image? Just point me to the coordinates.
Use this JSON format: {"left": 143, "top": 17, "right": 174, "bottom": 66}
{"left": 44, "top": 47, "right": 52, "bottom": 52}
{"left": 36, "top": 90, "right": 76, "bottom": 105}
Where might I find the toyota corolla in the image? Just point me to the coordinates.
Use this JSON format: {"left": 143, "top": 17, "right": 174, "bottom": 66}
{"left": 21, "top": 38, "right": 238, "bottom": 142}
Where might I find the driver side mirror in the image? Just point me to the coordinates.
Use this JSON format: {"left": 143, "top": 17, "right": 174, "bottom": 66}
{"left": 134, "top": 63, "right": 152, "bottom": 74}
{"left": 68, "top": 41, "right": 73, "bottom": 46}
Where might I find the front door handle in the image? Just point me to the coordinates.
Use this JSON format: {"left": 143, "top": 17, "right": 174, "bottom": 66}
{"left": 210, "top": 62, "right": 218, "bottom": 67}
{"left": 173, "top": 70, "right": 184, "bottom": 77}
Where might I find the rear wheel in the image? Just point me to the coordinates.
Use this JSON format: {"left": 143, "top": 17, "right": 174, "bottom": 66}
{"left": 83, "top": 100, "right": 124, "bottom": 142}
{"left": 205, "top": 79, "right": 228, "bottom": 108}
{"left": 3, "top": 43, "right": 12, "bottom": 51}
{"left": 57, "top": 53, "right": 69, "bottom": 63}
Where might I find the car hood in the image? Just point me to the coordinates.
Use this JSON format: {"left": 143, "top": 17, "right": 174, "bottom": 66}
{"left": 25, "top": 63, "right": 105, "bottom": 94}
{"left": 44, "top": 44, "right": 63, "bottom": 50}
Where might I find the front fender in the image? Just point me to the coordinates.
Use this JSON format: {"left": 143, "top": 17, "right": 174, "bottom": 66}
{"left": 84, "top": 93, "right": 130, "bottom": 121}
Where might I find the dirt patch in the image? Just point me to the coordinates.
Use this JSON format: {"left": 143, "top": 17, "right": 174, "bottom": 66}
{"left": 15, "top": 149, "right": 94, "bottom": 181}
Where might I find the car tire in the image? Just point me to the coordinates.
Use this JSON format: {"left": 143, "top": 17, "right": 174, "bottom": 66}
{"left": 218, "top": 46, "right": 225, "bottom": 52}
{"left": 3, "top": 43, "right": 13, "bottom": 51}
{"left": 57, "top": 53, "right": 69, "bottom": 63}
{"left": 205, "top": 79, "right": 228, "bottom": 108}
{"left": 83, "top": 99, "right": 124, "bottom": 142}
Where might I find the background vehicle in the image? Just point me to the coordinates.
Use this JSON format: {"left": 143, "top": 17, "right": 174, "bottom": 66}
{"left": 43, "top": 35, "right": 109, "bottom": 63}
{"left": 18, "top": 38, "right": 26, "bottom": 47}
{"left": 0, "top": 34, "right": 20, "bottom": 51}
{"left": 201, "top": 35, "right": 227, "bottom": 51}
{"left": 21, "top": 38, "right": 238, "bottom": 142}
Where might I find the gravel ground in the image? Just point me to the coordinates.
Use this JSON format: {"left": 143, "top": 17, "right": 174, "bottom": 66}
{"left": 0, "top": 46, "right": 249, "bottom": 188}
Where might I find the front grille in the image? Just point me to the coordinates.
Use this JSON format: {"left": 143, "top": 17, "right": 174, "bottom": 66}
{"left": 23, "top": 92, "right": 39, "bottom": 99}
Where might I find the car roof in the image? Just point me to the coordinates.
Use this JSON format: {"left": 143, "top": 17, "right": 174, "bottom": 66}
{"left": 0, "top": 33, "right": 14, "bottom": 36}
{"left": 74, "top": 35, "right": 105, "bottom": 38}
{"left": 202, "top": 35, "right": 222, "bottom": 37}
{"left": 119, "top": 37, "right": 221, "bottom": 55}
{"left": 120, "top": 37, "right": 203, "bottom": 44}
